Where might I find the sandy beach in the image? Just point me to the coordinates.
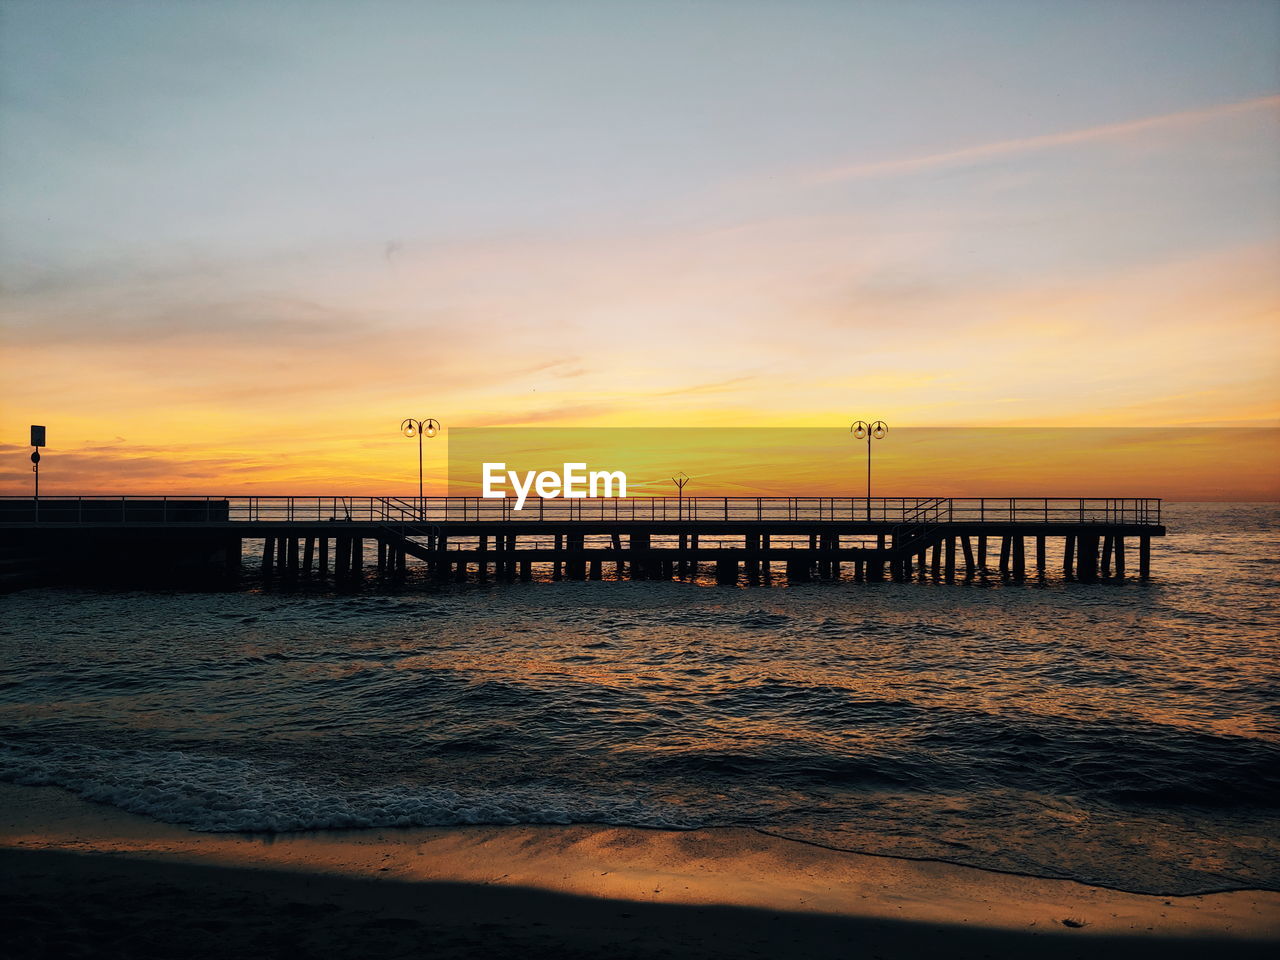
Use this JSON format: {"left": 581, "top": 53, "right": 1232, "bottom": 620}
{"left": 1, "top": 782, "right": 1276, "bottom": 958}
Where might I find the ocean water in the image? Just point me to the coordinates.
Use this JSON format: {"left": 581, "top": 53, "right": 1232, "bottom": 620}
{"left": 1, "top": 502, "right": 1277, "bottom": 895}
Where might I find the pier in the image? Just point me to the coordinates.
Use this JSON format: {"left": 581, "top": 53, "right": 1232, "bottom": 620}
{"left": 0, "top": 496, "right": 1164, "bottom": 588}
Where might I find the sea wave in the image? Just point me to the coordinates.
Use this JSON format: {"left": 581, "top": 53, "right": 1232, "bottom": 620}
{"left": 0, "top": 742, "right": 700, "bottom": 834}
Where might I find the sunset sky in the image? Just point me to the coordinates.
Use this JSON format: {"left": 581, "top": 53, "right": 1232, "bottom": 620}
{"left": 1, "top": 0, "right": 1277, "bottom": 496}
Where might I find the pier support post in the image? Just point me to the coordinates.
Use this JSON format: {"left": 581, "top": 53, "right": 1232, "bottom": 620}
{"left": 930, "top": 542, "right": 941, "bottom": 580}
{"left": 351, "top": 537, "right": 362, "bottom": 576}
{"left": 786, "top": 558, "right": 810, "bottom": 583}
{"left": 276, "top": 537, "right": 287, "bottom": 574}
{"left": 746, "top": 533, "right": 761, "bottom": 582}
{"left": 961, "top": 535, "right": 975, "bottom": 579}
{"left": 1139, "top": 535, "right": 1150, "bottom": 579}
{"left": 507, "top": 534, "right": 517, "bottom": 580}
{"left": 715, "top": 559, "right": 738, "bottom": 585}
{"left": 520, "top": 559, "right": 532, "bottom": 581}
{"left": 1115, "top": 537, "right": 1126, "bottom": 578}
{"left": 303, "top": 537, "right": 314, "bottom": 575}
{"left": 977, "top": 535, "right": 988, "bottom": 572}
{"left": 224, "top": 536, "right": 242, "bottom": 577}
{"left": 1063, "top": 534, "right": 1075, "bottom": 579}
{"left": 1079, "top": 535, "right": 1099, "bottom": 583}
{"left": 869, "top": 548, "right": 884, "bottom": 581}
{"left": 998, "top": 536, "right": 1011, "bottom": 577}
{"left": 319, "top": 537, "right": 329, "bottom": 577}
{"left": 611, "top": 533, "right": 625, "bottom": 578}
{"left": 1012, "top": 535, "right": 1025, "bottom": 581}
{"left": 433, "top": 534, "right": 449, "bottom": 580}
{"left": 945, "top": 536, "right": 956, "bottom": 582}
{"left": 553, "top": 534, "right": 562, "bottom": 580}
{"left": 262, "top": 536, "right": 275, "bottom": 575}
{"left": 629, "top": 532, "right": 650, "bottom": 580}
{"left": 335, "top": 536, "right": 349, "bottom": 580}
{"left": 1035, "top": 535, "right": 1045, "bottom": 576}
{"left": 1101, "top": 535, "right": 1114, "bottom": 578}
{"left": 566, "top": 533, "right": 586, "bottom": 580}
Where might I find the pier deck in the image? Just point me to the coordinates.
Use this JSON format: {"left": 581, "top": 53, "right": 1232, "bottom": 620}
{"left": 0, "top": 496, "right": 1165, "bottom": 587}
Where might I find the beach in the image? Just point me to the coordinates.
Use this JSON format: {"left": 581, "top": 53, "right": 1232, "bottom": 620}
{"left": 2, "top": 782, "right": 1276, "bottom": 958}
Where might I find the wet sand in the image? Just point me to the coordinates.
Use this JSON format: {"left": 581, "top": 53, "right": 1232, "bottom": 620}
{"left": 2, "top": 783, "right": 1277, "bottom": 958}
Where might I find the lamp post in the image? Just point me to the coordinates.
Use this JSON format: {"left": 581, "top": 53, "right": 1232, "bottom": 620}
{"left": 400, "top": 418, "right": 440, "bottom": 519}
{"left": 672, "top": 471, "right": 689, "bottom": 519}
{"left": 850, "top": 420, "right": 888, "bottom": 520}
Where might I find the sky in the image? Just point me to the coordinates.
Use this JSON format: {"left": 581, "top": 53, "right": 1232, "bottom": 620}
{"left": 1, "top": 0, "right": 1277, "bottom": 495}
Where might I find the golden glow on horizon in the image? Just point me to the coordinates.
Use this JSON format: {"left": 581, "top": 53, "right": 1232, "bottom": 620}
{"left": 4, "top": 236, "right": 1276, "bottom": 498}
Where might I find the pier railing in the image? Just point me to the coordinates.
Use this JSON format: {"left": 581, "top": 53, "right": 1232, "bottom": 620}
{"left": 0, "top": 496, "right": 1163, "bottom": 525}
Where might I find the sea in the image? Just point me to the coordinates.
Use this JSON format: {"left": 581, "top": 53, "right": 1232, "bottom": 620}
{"left": 2, "top": 502, "right": 1276, "bottom": 896}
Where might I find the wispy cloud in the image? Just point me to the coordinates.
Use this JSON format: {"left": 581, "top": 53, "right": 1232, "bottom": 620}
{"left": 808, "top": 94, "right": 1280, "bottom": 185}
{"left": 649, "top": 376, "right": 757, "bottom": 398}
{"left": 464, "top": 403, "right": 621, "bottom": 427}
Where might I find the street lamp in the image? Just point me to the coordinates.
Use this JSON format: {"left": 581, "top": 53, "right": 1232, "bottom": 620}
{"left": 850, "top": 420, "right": 888, "bottom": 520}
{"left": 672, "top": 471, "right": 689, "bottom": 519}
{"left": 401, "top": 418, "right": 441, "bottom": 519}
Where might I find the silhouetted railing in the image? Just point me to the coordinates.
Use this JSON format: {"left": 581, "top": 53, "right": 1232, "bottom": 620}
{"left": 0, "top": 496, "right": 1163, "bottom": 525}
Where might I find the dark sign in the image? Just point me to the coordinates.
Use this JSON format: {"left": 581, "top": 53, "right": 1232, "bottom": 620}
{"left": 30, "top": 425, "right": 46, "bottom": 447}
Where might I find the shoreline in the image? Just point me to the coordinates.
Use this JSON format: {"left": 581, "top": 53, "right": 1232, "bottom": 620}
{"left": 2, "top": 783, "right": 1277, "bottom": 958}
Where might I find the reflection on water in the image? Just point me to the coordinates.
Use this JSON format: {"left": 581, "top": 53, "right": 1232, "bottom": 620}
{"left": 0, "top": 503, "right": 1277, "bottom": 895}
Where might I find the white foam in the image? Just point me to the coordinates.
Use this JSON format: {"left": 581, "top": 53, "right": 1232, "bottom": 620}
{"left": 0, "top": 742, "right": 698, "bottom": 833}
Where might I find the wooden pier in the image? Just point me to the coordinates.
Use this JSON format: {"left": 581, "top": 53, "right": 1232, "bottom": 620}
{"left": 0, "top": 496, "right": 1163, "bottom": 589}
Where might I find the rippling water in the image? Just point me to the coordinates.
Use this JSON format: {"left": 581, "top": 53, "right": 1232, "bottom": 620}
{"left": 2, "top": 502, "right": 1277, "bottom": 895}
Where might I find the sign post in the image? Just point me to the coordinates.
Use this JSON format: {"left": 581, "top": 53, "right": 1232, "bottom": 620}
{"left": 30, "top": 425, "right": 45, "bottom": 503}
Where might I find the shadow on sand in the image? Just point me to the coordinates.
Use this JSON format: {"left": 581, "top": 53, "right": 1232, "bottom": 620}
{"left": 2, "top": 848, "right": 1274, "bottom": 959}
